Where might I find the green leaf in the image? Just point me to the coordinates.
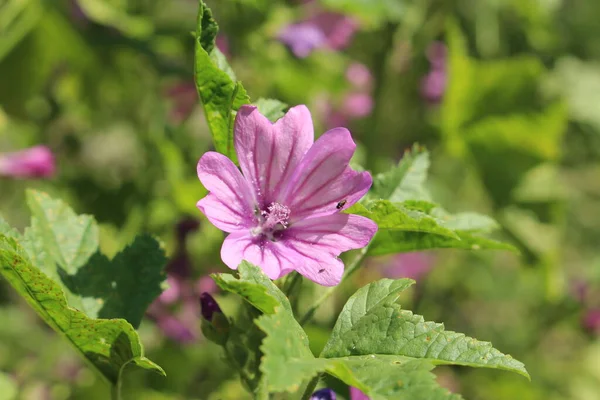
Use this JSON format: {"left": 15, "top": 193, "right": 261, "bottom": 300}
{"left": 257, "top": 307, "right": 461, "bottom": 399}
{"left": 0, "top": 371, "right": 17, "bottom": 400}
{"left": 195, "top": 0, "right": 251, "bottom": 163}
{"left": 212, "top": 261, "right": 292, "bottom": 314}
{"left": 23, "top": 190, "right": 98, "bottom": 280}
{"left": 254, "top": 98, "right": 288, "bottom": 122}
{"left": 371, "top": 145, "right": 431, "bottom": 202}
{"left": 0, "top": 235, "right": 165, "bottom": 385}
{"left": 58, "top": 234, "right": 167, "bottom": 328}
{"left": 0, "top": 0, "right": 43, "bottom": 62}
{"left": 349, "top": 200, "right": 516, "bottom": 255}
{"left": 326, "top": 356, "right": 463, "bottom": 400}
{"left": 322, "top": 0, "right": 405, "bottom": 28}
{"left": 320, "top": 279, "right": 529, "bottom": 379}
{"left": 76, "top": 0, "right": 153, "bottom": 39}
{"left": 19, "top": 191, "right": 168, "bottom": 328}
{"left": 256, "top": 308, "right": 327, "bottom": 393}
{"left": 348, "top": 201, "right": 458, "bottom": 238}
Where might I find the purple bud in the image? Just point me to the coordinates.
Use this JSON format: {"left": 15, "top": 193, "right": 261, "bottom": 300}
{"left": 200, "top": 292, "right": 222, "bottom": 321}
{"left": 0, "top": 146, "right": 56, "bottom": 179}
{"left": 311, "top": 388, "right": 336, "bottom": 400}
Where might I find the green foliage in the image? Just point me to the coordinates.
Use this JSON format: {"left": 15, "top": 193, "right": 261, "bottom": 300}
{"left": 213, "top": 263, "right": 527, "bottom": 398}
{"left": 322, "top": 0, "right": 405, "bottom": 28}
{"left": 442, "top": 20, "right": 568, "bottom": 207}
{"left": 212, "top": 261, "right": 292, "bottom": 314}
{"left": 0, "top": 191, "right": 166, "bottom": 389}
{"left": 352, "top": 146, "right": 516, "bottom": 255}
{"left": 0, "top": 0, "right": 42, "bottom": 61}
{"left": 0, "top": 235, "right": 165, "bottom": 386}
{"left": 371, "top": 145, "right": 431, "bottom": 202}
{"left": 60, "top": 234, "right": 167, "bottom": 328}
{"left": 195, "top": 0, "right": 251, "bottom": 164}
{"left": 76, "top": 0, "right": 153, "bottom": 38}
{"left": 254, "top": 98, "right": 288, "bottom": 122}
{"left": 320, "top": 279, "right": 529, "bottom": 378}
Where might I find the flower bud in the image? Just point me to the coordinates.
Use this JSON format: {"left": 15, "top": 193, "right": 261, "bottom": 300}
{"left": 311, "top": 388, "right": 336, "bottom": 400}
{"left": 200, "top": 292, "right": 222, "bottom": 321}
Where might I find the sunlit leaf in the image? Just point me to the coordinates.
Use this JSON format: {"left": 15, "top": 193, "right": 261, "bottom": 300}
{"left": 321, "top": 279, "right": 529, "bottom": 379}
{"left": 195, "top": 0, "right": 251, "bottom": 163}
{"left": 0, "top": 235, "right": 165, "bottom": 385}
{"left": 371, "top": 145, "right": 431, "bottom": 202}
{"left": 254, "top": 98, "right": 288, "bottom": 122}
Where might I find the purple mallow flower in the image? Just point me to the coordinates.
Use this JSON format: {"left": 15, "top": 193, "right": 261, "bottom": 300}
{"left": 278, "top": 12, "right": 358, "bottom": 58}
{"left": 0, "top": 146, "right": 56, "bottom": 179}
{"left": 196, "top": 105, "right": 377, "bottom": 286}
{"left": 311, "top": 388, "right": 336, "bottom": 400}
{"left": 200, "top": 292, "right": 222, "bottom": 321}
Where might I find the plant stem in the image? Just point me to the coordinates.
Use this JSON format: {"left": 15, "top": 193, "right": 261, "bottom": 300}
{"left": 299, "top": 246, "right": 370, "bottom": 326}
{"left": 300, "top": 374, "right": 321, "bottom": 400}
{"left": 111, "top": 384, "right": 120, "bottom": 400}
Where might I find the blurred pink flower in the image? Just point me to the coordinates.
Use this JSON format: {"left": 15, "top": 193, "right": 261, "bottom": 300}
{"left": 164, "top": 82, "right": 198, "bottom": 124}
{"left": 278, "top": 12, "right": 358, "bottom": 58}
{"left": 342, "top": 93, "right": 374, "bottom": 118}
{"left": 196, "top": 105, "right": 377, "bottom": 286}
{"left": 0, "top": 145, "right": 56, "bottom": 179}
{"left": 583, "top": 309, "right": 600, "bottom": 334}
{"left": 382, "top": 252, "right": 434, "bottom": 281}
{"left": 216, "top": 35, "right": 230, "bottom": 57}
{"left": 420, "top": 41, "right": 447, "bottom": 105}
{"left": 350, "top": 387, "right": 369, "bottom": 400}
{"left": 346, "top": 63, "right": 373, "bottom": 91}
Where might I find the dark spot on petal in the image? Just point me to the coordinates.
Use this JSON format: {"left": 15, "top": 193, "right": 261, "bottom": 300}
{"left": 318, "top": 268, "right": 325, "bottom": 273}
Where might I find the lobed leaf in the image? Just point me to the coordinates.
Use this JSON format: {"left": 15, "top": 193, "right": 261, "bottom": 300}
{"left": 256, "top": 306, "right": 462, "bottom": 399}
{"left": 254, "top": 98, "right": 288, "bottom": 122}
{"left": 0, "top": 235, "right": 165, "bottom": 385}
{"left": 321, "top": 279, "right": 530, "bottom": 379}
{"left": 212, "top": 261, "right": 292, "bottom": 314}
{"left": 194, "top": 0, "right": 251, "bottom": 163}
{"left": 349, "top": 200, "right": 516, "bottom": 255}
{"left": 371, "top": 144, "right": 431, "bottom": 202}
{"left": 59, "top": 234, "right": 167, "bottom": 328}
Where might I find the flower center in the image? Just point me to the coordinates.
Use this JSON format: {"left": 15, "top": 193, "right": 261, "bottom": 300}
{"left": 251, "top": 202, "right": 291, "bottom": 241}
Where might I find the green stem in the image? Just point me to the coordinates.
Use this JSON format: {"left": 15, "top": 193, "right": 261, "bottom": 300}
{"left": 300, "top": 374, "right": 321, "bottom": 400}
{"left": 299, "top": 246, "right": 370, "bottom": 326}
{"left": 283, "top": 271, "right": 303, "bottom": 297}
{"left": 255, "top": 378, "right": 270, "bottom": 400}
{"left": 111, "top": 384, "right": 120, "bottom": 400}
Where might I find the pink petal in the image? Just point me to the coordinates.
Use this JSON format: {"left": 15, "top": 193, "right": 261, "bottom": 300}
{"left": 220, "top": 232, "right": 294, "bottom": 279}
{"left": 234, "top": 105, "right": 314, "bottom": 206}
{"left": 281, "top": 127, "right": 370, "bottom": 219}
{"left": 197, "top": 152, "right": 255, "bottom": 232}
{"left": 287, "top": 213, "right": 377, "bottom": 255}
{"left": 278, "top": 240, "right": 345, "bottom": 286}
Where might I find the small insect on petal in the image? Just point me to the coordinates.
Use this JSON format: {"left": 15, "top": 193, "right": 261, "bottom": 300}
{"left": 336, "top": 199, "right": 347, "bottom": 209}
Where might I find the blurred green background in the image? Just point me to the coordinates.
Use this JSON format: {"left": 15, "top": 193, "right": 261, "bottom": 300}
{"left": 1, "top": 0, "right": 600, "bottom": 399}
